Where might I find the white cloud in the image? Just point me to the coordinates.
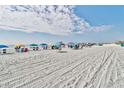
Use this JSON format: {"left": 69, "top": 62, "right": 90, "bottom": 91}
{"left": 0, "top": 5, "right": 112, "bottom": 35}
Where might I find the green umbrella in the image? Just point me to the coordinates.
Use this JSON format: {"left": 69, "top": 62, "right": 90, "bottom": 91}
{"left": 121, "top": 43, "right": 124, "bottom": 47}
{"left": 30, "top": 44, "right": 38, "bottom": 46}
{"left": 40, "top": 43, "right": 48, "bottom": 46}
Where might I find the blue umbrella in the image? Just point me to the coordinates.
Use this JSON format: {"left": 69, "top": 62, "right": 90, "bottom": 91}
{"left": 0, "top": 45, "right": 8, "bottom": 48}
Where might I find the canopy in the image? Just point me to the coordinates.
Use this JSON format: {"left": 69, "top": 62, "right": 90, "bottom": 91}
{"left": 15, "top": 44, "right": 25, "bottom": 47}
{"left": 0, "top": 45, "right": 8, "bottom": 48}
{"left": 30, "top": 44, "right": 38, "bottom": 46}
{"left": 40, "top": 43, "right": 48, "bottom": 46}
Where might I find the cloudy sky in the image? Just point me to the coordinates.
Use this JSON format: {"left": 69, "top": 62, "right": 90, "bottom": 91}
{"left": 0, "top": 5, "right": 124, "bottom": 44}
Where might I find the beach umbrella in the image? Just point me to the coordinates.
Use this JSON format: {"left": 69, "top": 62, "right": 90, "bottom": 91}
{"left": 30, "top": 44, "right": 38, "bottom": 46}
{"left": 40, "top": 43, "right": 48, "bottom": 49}
{"left": 16, "top": 44, "right": 25, "bottom": 48}
{"left": 0, "top": 45, "right": 8, "bottom": 48}
{"left": 40, "top": 43, "right": 48, "bottom": 46}
{"left": 121, "top": 43, "right": 124, "bottom": 47}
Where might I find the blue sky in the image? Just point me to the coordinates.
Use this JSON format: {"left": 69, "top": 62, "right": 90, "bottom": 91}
{"left": 74, "top": 5, "right": 124, "bottom": 42}
{"left": 75, "top": 6, "right": 124, "bottom": 25}
{"left": 0, "top": 5, "right": 124, "bottom": 44}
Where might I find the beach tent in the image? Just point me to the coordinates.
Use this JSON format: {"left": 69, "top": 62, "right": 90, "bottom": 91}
{"left": 40, "top": 43, "right": 48, "bottom": 49}
{"left": 0, "top": 45, "right": 14, "bottom": 54}
{"left": 29, "top": 44, "right": 39, "bottom": 51}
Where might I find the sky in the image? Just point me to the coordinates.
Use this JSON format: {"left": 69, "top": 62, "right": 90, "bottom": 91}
{"left": 0, "top": 5, "right": 124, "bottom": 44}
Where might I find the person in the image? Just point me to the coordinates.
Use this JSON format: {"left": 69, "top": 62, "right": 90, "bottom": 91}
{"left": 58, "top": 45, "right": 62, "bottom": 50}
{"left": 74, "top": 44, "right": 79, "bottom": 49}
{"left": 21, "top": 48, "right": 24, "bottom": 52}
{"left": 36, "top": 47, "right": 39, "bottom": 51}
{"left": 15, "top": 46, "right": 20, "bottom": 52}
{"left": 51, "top": 45, "right": 54, "bottom": 49}
{"left": 24, "top": 48, "right": 28, "bottom": 52}
{"left": 58, "top": 44, "right": 62, "bottom": 53}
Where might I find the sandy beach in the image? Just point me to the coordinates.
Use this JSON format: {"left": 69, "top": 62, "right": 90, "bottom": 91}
{"left": 0, "top": 45, "right": 123, "bottom": 88}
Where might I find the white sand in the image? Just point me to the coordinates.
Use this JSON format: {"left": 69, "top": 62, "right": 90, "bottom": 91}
{"left": 0, "top": 46, "right": 124, "bottom": 88}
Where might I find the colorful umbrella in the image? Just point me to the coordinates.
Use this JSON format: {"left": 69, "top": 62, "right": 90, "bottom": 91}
{"left": 15, "top": 44, "right": 25, "bottom": 47}
{"left": 40, "top": 43, "right": 48, "bottom": 46}
{"left": 0, "top": 45, "right": 8, "bottom": 48}
{"left": 30, "top": 44, "right": 38, "bottom": 46}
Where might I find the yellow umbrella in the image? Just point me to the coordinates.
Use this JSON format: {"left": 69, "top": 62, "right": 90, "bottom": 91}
{"left": 15, "top": 44, "right": 25, "bottom": 48}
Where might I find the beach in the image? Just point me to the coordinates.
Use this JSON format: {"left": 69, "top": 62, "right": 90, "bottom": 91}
{"left": 0, "top": 45, "right": 124, "bottom": 88}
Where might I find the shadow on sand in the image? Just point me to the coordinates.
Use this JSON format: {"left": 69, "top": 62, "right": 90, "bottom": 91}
{"left": 57, "top": 51, "right": 68, "bottom": 53}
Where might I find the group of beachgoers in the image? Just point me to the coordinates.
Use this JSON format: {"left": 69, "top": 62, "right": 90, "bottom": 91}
{"left": 0, "top": 41, "right": 124, "bottom": 55}
{"left": 0, "top": 42, "right": 100, "bottom": 54}
{"left": 15, "top": 45, "right": 29, "bottom": 52}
